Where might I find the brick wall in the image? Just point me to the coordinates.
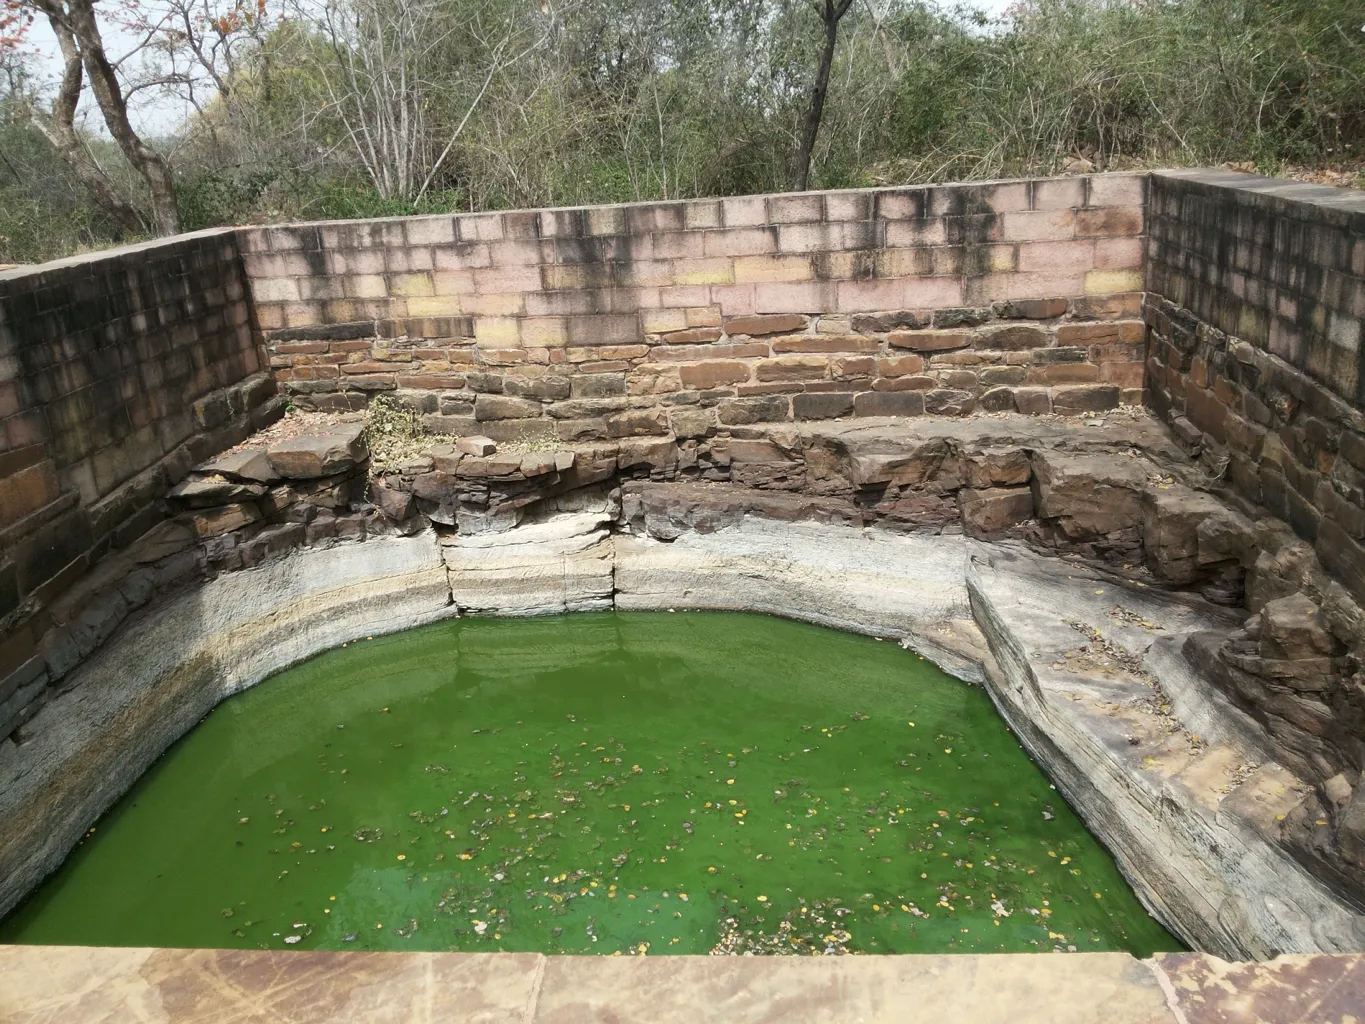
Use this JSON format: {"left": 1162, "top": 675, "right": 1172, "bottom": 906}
{"left": 0, "top": 230, "right": 279, "bottom": 732}
{"left": 1145, "top": 170, "right": 1365, "bottom": 601}
{"left": 241, "top": 174, "right": 1149, "bottom": 440}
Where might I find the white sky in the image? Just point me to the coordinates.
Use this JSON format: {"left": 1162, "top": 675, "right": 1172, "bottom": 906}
{"left": 19, "top": 0, "right": 1022, "bottom": 136}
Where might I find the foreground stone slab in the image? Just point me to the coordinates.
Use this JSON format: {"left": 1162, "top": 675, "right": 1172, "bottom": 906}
{"left": 966, "top": 543, "right": 1365, "bottom": 959}
{"left": 2, "top": 944, "right": 1361, "bottom": 1023}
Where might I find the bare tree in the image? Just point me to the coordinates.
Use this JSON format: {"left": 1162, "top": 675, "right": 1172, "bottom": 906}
{"left": 21, "top": 0, "right": 182, "bottom": 233}
{"left": 32, "top": 19, "right": 147, "bottom": 231}
{"left": 791, "top": 0, "right": 854, "bottom": 192}
{"left": 306, "top": 0, "right": 553, "bottom": 204}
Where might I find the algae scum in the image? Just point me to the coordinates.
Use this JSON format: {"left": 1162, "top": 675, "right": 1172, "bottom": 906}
{"left": 1, "top": 612, "right": 1179, "bottom": 956}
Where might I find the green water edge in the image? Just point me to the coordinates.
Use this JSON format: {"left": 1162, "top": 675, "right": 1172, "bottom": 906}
{"left": 0, "top": 611, "right": 1182, "bottom": 957}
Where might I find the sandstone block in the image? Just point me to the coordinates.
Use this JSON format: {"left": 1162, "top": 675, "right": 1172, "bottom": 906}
{"left": 456, "top": 436, "right": 497, "bottom": 456}
{"left": 661, "top": 327, "right": 723, "bottom": 345}
{"left": 993, "top": 298, "right": 1067, "bottom": 320}
{"left": 1261, "top": 593, "right": 1338, "bottom": 660}
{"left": 1143, "top": 486, "right": 1237, "bottom": 584}
{"left": 771, "top": 334, "right": 879, "bottom": 354}
{"left": 872, "top": 375, "right": 935, "bottom": 392}
{"left": 505, "top": 377, "right": 571, "bottom": 402}
{"left": 724, "top": 314, "right": 806, "bottom": 336}
{"left": 1031, "top": 451, "right": 1144, "bottom": 536}
{"left": 618, "top": 438, "right": 679, "bottom": 471}
{"left": 1027, "top": 363, "right": 1101, "bottom": 385}
{"left": 547, "top": 398, "right": 628, "bottom": 419}
{"left": 924, "top": 389, "right": 975, "bottom": 416}
{"left": 887, "top": 330, "right": 968, "bottom": 352}
{"left": 605, "top": 409, "right": 668, "bottom": 438}
{"left": 475, "top": 394, "right": 544, "bottom": 421}
{"left": 852, "top": 310, "right": 926, "bottom": 333}
{"left": 571, "top": 374, "right": 627, "bottom": 398}
{"left": 980, "top": 365, "right": 1026, "bottom": 387}
{"left": 877, "top": 355, "right": 925, "bottom": 377}
{"left": 168, "top": 477, "right": 267, "bottom": 508}
{"left": 1052, "top": 384, "right": 1120, "bottom": 413}
{"left": 756, "top": 356, "right": 828, "bottom": 382}
{"left": 978, "top": 386, "right": 1017, "bottom": 412}
{"left": 669, "top": 408, "right": 714, "bottom": 438}
{"left": 197, "top": 448, "right": 278, "bottom": 483}
{"left": 974, "top": 324, "right": 1051, "bottom": 350}
{"left": 853, "top": 391, "right": 924, "bottom": 417}
{"left": 372, "top": 483, "right": 414, "bottom": 521}
{"left": 717, "top": 396, "right": 791, "bottom": 424}
{"left": 792, "top": 393, "right": 854, "bottom": 420}
{"left": 960, "top": 486, "right": 1034, "bottom": 538}
{"left": 183, "top": 502, "right": 261, "bottom": 538}
{"left": 679, "top": 361, "right": 750, "bottom": 389}
{"left": 268, "top": 424, "right": 368, "bottom": 478}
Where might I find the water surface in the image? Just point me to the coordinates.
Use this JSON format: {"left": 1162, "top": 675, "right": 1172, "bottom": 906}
{"left": 0, "top": 612, "right": 1180, "bottom": 956}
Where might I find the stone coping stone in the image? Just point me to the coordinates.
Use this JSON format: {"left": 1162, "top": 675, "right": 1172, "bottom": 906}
{"left": 0, "top": 943, "right": 1360, "bottom": 1023}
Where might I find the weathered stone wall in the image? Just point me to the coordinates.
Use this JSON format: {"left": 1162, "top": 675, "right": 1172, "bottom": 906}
{"left": 1145, "top": 170, "right": 1365, "bottom": 858}
{"left": 0, "top": 231, "right": 282, "bottom": 738}
{"left": 1146, "top": 170, "right": 1365, "bottom": 595}
{"left": 240, "top": 174, "right": 1148, "bottom": 437}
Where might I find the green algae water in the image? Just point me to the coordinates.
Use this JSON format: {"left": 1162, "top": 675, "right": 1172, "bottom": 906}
{"left": 0, "top": 612, "right": 1180, "bottom": 956}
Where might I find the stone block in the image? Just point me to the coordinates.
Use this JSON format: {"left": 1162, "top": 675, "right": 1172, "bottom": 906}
{"left": 168, "top": 477, "right": 267, "bottom": 508}
{"left": 183, "top": 502, "right": 262, "bottom": 538}
{"left": 1052, "top": 385, "right": 1120, "bottom": 413}
{"left": 977, "top": 387, "right": 1017, "bottom": 412}
{"left": 974, "top": 324, "right": 1051, "bottom": 350}
{"left": 851, "top": 310, "right": 927, "bottom": 333}
{"left": 679, "top": 362, "right": 750, "bottom": 389}
{"left": 993, "top": 298, "right": 1067, "bottom": 320}
{"left": 1027, "top": 364, "right": 1100, "bottom": 384}
{"left": 755, "top": 357, "right": 828, "bottom": 382}
{"left": 792, "top": 393, "right": 854, "bottom": 420}
{"left": 456, "top": 436, "right": 497, "bottom": 456}
{"left": 717, "top": 396, "right": 791, "bottom": 425}
{"left": 196, "top": 448, "right": 279, "bottom": 484}
{"left": 268, "top": 424, "right": 369, "bottom": 478}
{"left": 853, "top": 391, "right": 924, "bottom": 417}
{"left": 605, "top": 409, "right": 668, "bottom": 438}
{"left": 475, "top": 395, "right": 544, "bottom": 422}
{"left": 1031, "top": 450, "right": 1144, "bottom": 536}
{"left": 572, "top": 374, "right": 628, "bottom": 398}
{"left": 1261, "top": 593, "right": 1338, "bottom": 661}
{"left": 959, "top": 486, "right": 1035, "bottom": 537}
{"left": 668, "top": 408, "right": 715, "bottom": 438}
{"left": 887, "top": 330, "right": 969, "bottom": 352}
{"left": 770, "top": 335, "right": 879, "bottom": 354}
{"left": 724, "top": 314, "right": 807, "bottom": 336}
{"left": 923, "top": 389, "right": 975, "bottom": 416}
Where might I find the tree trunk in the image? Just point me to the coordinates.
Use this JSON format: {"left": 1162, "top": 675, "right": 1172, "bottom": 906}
{"left": 792, "top": 0, "right": 853, "bottom": 193}
{"left": 36, "top": 0, "right": 183, "bottom": 235}
{"left": 34, "top": 16, "right": 147, "bottom": 235}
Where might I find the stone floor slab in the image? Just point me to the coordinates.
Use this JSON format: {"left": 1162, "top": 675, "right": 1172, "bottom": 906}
{"left": 533, "top": 951, "right": 1175, "bottom": 1024}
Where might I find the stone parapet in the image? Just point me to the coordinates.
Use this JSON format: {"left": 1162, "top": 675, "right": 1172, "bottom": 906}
{"left": 240, "top": 175, "right": 1149, "bottom": 424}
{"left": 0, "top": 232, "right": 282, "bottom": 740}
